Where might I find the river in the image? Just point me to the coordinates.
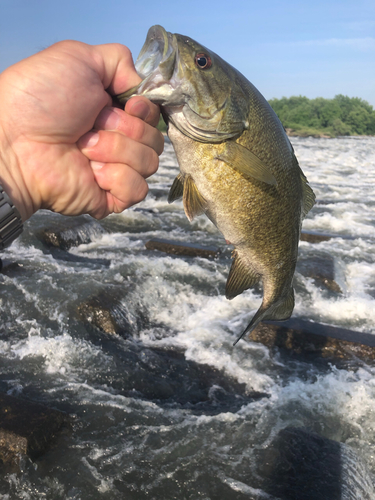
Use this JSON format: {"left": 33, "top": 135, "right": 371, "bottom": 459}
{"left": 0, "top": 136, "right": 375, "bottom": 499}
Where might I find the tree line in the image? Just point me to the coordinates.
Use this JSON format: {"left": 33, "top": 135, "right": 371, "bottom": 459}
{"left": 157, "top": 95, "right": 375, "bottom": 137}
{"left": 268, "top": 95, "right": 375, "bottom": 137}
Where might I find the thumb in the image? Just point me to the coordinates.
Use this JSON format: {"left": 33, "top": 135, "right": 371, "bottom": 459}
{"left": 92, "top": 43, "right": 142, "bottom": 95}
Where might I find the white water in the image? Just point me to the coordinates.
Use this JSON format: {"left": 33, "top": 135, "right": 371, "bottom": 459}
{"left": 0, "top": 136, "right": 375, "bottom": 499}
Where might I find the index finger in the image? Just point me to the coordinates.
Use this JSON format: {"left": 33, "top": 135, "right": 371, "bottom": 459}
{"left": 125, "top": 96, "right": 161, "bottom": 128}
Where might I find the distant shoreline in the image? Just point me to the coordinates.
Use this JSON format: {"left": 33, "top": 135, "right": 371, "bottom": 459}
{"left": 285, "top": 128, "right": 375, "bottom": 139}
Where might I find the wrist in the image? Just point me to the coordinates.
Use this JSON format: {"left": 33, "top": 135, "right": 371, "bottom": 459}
{"left": 0, "top": 123, "right": 35, "bottom": 222}
{"left": 0, "top": 185, "right": 23, "bottom": 249}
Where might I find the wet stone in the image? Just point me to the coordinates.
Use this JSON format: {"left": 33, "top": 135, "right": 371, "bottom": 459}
{"left": 0, "top": 259, "right": 24, "bottom": 276}
{"left": 97, "top": 342, "right": 268, "bottom": 415}
{"left": 300, "top": 229, "right": 355, "bottom": 243}
{"left": 250, "top": 318, "right": 375, "bottom": 362}
{"left": 296, "top": 254, "right": 342, "bottom": 293}
{"left": 0, "top": 393, "right": 68, "bottom": 466}
{"left": 255, "top": 427, "right": 374, "bottom": 500}
{"left": 37, "top": 214, "right": 106, "bottom": 250}
{"left": 76, "top": 289, "right": 148, "bottom": 336}
{"left": 145, "top": 238, "right": 220, "bottom": 259}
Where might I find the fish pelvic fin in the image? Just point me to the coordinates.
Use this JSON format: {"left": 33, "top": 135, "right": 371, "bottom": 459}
{"left": 168, "top": 174, "right": 184, "bottom": 203}
{"left": 233, "top": 287, "right": 295, "bottom": 346}
{"left": 216, "top": 141, "right": 277, "bottom": 186}
{"left": 183, "top": 175, "right": 208, "bottom": 222}
{"left": 225, "top": 251, "right": 261, "bottom": 300}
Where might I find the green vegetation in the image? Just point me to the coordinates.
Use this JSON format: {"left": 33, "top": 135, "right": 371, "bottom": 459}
{"left": 157, "top": 95, "right": 375, "bottom": 138}
{"left": 157, "top": 115, "right": 167, "bottom": 133}
{"left": 268, "top": 95, "right": 375, "bottom": 137}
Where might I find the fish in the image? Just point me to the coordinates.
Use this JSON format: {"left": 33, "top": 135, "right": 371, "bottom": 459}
{"left": 117, "top": 25, "right": 315, "bottom": 345}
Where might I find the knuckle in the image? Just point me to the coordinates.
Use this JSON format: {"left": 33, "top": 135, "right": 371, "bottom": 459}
{"left": 129, "top": 118, "right": 146, "bottom": 141}
{"left": 148, "top": 150, "right": 159, "bottom": 175}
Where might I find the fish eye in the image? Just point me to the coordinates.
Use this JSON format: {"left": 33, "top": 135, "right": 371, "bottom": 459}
{"left": 195, "top": 53, "right": 212, "bottom": 70}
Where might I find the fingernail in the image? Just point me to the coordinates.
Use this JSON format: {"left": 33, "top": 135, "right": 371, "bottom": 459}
{"left": 95, "top": 107, "right": 120, "bottom": 130}
{"left": 91, "top": 161, "right": 104, "bottom": 171}
{"left": 80, "top": 131, "right": 99, "bottom": 149}
{"left": 127, "top": 99, "right": 150, "bottom": 120}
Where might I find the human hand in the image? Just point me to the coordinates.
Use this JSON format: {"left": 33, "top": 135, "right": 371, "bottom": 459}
{"left": 0, "top": 41, "right": 164, "bottom": 221}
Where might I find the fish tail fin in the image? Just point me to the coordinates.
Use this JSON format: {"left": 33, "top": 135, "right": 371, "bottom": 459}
{"left": 233, "top": 287, "right": 294, "bottom": 346}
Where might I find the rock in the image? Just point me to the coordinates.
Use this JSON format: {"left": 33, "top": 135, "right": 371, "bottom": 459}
{"left": 256, "top": 427, "right": 374, "bottom": 500}
{"left": 37, "top": 215, "right": 106, "bottom": 250}
{"left": 0, "top": 393, "right": 68, "bottom": 466}
{"left": 96, "top": 342, "right": 267, "bottom": 415}
{"left": 250, "top": 318, "right": 375, "bottom": 361}
{"left": 301, "top": 230, "right": 355, "bottom": 243}
{"left": 76, "top": 288, "right": 147, "bottom": 336}
{"left": 0, "top": 259, "right": 24, "bottom": 275}
{"left": 145, "top": 238, "right": 220, "bottom": 258}
{"left": 296, "top": 254, "right": 341, "bottom": 293}
{"left": 48, "top": 247, "right": 111, "bottom": 267}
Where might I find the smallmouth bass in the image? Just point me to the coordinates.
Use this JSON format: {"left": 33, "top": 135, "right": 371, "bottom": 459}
{"left": 118, "top": 26, "right": 315, "bottom": 344}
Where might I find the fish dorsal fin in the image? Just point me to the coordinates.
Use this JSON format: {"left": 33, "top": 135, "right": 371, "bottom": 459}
{"left": 300, "top": 172, "right": 316, "bottom": 219}
{"left": 183, "top": 175, "right": 207, "bottom": 222}
{"left": 291, "top": 153, "right": 315, "bottom": 219}
{"left": 225, "top": 251, "right": 261, "bottom": 300}
{"left": 168, "top": 174, "right": 184, "bottom": 203}
{"left": 216, "top": 141, "right": 277, "bottom": 186}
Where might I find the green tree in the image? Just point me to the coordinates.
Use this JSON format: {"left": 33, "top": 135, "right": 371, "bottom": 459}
{"left": 268, "top": 95, "right": 375, "bottom": 137}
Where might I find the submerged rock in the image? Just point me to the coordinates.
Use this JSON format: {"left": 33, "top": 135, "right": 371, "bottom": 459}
{"left": 256, "top": 427, "right": 374, "bottom": 500}
{"left": 145, "top": 238, "right": 220, "bottom": 259}
{"left": 37, "top": 215, "right": 106, "bottom": 250}
{"left": 0, "top": 259, "right": 24, "bottom": 276}
{"left": 296, "top": 254, "right": 342, "bottom": 293}
{"left": 250, "top": 318, "right": 375, "bottom": 361}
{"left": 76, "top": 290, "right": 145, "bottom": 336}
{"left": 96, "top": 341, "right": 267, "bottom": 415}
{"left": 300, "top": 230, "right": 355, "bottom": 243}
{"left": 0, "top": 393, "right": 68, "bottom": 467}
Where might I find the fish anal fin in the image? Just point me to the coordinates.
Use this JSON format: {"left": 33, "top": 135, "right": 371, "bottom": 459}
{"left": 225, "top": 251, "right": 261, "bottom": 300}
{"left": 183, "top": 175, "right": 207, "bottom": 222}
{"left": 168, "top": 173, "right": 184, "bottom": 204}
{"left": 216, "top": 141, "right": 277, "bottom": 186}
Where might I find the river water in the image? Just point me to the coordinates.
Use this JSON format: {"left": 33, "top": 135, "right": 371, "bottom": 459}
{"left": 0, "top": 136, "right": 375, "bottom": 499}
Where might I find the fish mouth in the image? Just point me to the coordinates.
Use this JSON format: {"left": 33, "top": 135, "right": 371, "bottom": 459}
{"left": 117, "top": 25, "right": 179, "bottom": 103}
{"left": 136, "top": 25, "right": 177, "bottom": 80}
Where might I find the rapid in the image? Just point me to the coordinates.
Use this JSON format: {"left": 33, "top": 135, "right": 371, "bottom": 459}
{"left": 0, "top": 135, "right": 375, "bottom": 499}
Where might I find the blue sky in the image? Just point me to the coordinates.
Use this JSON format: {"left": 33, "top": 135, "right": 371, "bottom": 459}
{"left": 1, "top": 0, "right": 374, "bottom": 106}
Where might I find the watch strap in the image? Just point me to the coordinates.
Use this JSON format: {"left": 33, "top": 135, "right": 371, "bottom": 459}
{"left": 0, "top": 185, "right": 23, "bottom": 250}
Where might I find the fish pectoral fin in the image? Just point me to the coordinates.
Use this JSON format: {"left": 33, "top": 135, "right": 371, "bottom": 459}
{"left": 225, "top": 251, "right": 261, "bottom": 300}
{"left": 168, "top": 174, "right": 184, "bottom": 203}
{"left": 216, "top": 141, "right": 277, "bottom": 186}
{"left": 183, "top": 175, "right": 207, "bottom": 222}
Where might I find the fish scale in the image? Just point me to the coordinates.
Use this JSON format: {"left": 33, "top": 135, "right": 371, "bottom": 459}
{"left": 118, "top": 25, "right": 315, "bottom": 344}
